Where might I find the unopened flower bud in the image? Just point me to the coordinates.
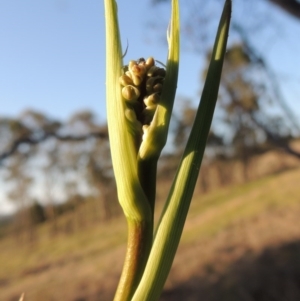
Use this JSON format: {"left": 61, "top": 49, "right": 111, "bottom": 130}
{"left": 131, "top": 74, "right": 143, "bottom": 86}
{"left": 153, "top": 83, "right": 163, "bottom": 93}
{"left": 122, "top": 85, "right": 140, "bottom": 101}
{"left": 145, "top": 57, "right": 155, "bottom": 70}
{"left": 137, "top": 58, "right": 146, "bottom": 65}
{"left": 146, "top": 76, "right": 164, "bottom": 94}
{"left": 125, "top": 108, "right": 138, "bottom": 122}
{"left": 144, "top": 93, "right": 160, "bottom": 107}
{"left": 119, "top": 74, "right": 134, "bottom": 86}
{"left": 128, "top": 60, "right": 137, "bottom": 71}
{"left": 131, "top": 64, "right": 146, "bottom": 77}
{"left": 147, "top": 66, "right": 160, "bottom": 77}
{"left": 154, "top": 68, "right": 166, "bottom": 77}
{"left": 147, "top": 66, "right": 166, "bottom": 77}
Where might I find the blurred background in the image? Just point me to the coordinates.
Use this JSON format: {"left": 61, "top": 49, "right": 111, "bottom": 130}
{"left": 1, "top": 0, "right": 300, "bottom": 300}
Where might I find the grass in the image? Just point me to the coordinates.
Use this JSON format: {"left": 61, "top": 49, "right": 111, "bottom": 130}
{"left": 1, "top": 167, "right": 300, "bottom": 300}
{"left": 180, "top": 169, "right": 299, "bottom": 244}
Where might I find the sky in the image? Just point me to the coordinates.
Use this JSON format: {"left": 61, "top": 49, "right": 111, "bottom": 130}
{"left": 0, "top": 1, "right": 299, "bottom": 122}
{"left": 0, "top": 0, "right": 203, "bottom": 123}
{"left": 0, "top": 0, "right": 300, "bottom": 214}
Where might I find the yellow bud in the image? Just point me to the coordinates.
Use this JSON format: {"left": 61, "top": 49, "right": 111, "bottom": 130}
{"left": 119, "top": 74, "right": 134, "bottom": 86}
{"left": 145, "top": 57, "right": 155, "bottom": 70}
{"left": 144, "top": 93, "right": 160, "bottom": 107}
{"left": 131, "top": 74, "right": 143, "bottom": 86}
{"left": 125, "top": 108, "right": 138, "bottom": 122}
{"left": 128, "top": 60, "right": 137, "bottom": 71}
{"left": 122, "top": 85, "right": 140, "bottom": 101}
{"left": 125, "top": 71, "right": 132, "bottom": 77}
{"left": 131, "top": 64, "right": 146, "bottom": 77}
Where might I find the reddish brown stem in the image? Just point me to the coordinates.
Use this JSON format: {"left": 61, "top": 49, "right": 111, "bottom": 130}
{"left": 113, "top": 219, "right": 153, "bottom": 301}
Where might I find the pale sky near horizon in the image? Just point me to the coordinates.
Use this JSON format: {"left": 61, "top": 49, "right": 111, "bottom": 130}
{"left": 1, "top": 0, "right": 300, "bottom": 214}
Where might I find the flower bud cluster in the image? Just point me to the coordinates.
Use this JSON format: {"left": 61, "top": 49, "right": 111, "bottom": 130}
{"left": 119, "top": 57, "right": 166, "bottom": 139}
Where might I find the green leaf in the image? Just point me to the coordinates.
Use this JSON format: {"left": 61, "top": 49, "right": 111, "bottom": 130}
{"left": 137, "top": 0, "right": 180, "bottom": 237}
{"left": 104, "top": 1, "right": 153, "bottom": 300}
{"left": 138, "top": 0, "right": 180, "bottom": 161}
{"left": 104, "top": 0, "right": 150, "bottom": 222}
{"left": 131, "top": 1, "right": 232, "bottom": 300}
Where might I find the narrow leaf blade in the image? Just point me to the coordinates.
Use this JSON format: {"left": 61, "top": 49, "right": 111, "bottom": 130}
{"left": 132, "top": 1, "right": 231, "bottom": 300}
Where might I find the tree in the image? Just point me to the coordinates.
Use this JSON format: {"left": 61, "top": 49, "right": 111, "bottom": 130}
{"left": 214, "top": 43, "right": 300, "bottom": 159}
{"left": 149, "top": 0, "right": 300, "bottom": 161}
{"left": 4, "top": 151, "right": 33, "bottom": 241}
{"left": 0, "top": 109, "right": 117, "bottom": 229}
{"left": 151, "top": 0, "right": 300, "bottom": 21}
{"left": 268, "top": 0, "right": 300, "bottom": 19}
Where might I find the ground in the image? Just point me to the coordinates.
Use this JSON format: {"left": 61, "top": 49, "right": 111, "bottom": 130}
{"left": 0, "top": 167, "right": 300, "bottom": 300}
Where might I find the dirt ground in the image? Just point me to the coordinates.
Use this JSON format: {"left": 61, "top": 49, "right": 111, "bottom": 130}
{"left": 1, "top": 167, "right": 300, "bottom": 301}
{"left": 161, "top": 205, "right": 300, "bottom": 301}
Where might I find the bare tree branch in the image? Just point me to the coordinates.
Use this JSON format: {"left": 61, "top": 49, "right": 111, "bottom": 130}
{"left": 250, "top": 115, "right": 300, "bottom": 159}
{"left": 151, "top": 0, "right": 300, "bottom": 20}
{"left": 232, "top": 23, "right": 300, "bottom": 135}
{"left": 267, "top": 0, "right": 300, "bottom": 20}
{"left": 0, "top": 130, "right": 108, "bottom": 164}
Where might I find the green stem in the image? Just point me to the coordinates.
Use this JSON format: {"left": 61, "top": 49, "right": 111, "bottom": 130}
{"left": 113, "top": 219, "right": 153, "bottom": 301}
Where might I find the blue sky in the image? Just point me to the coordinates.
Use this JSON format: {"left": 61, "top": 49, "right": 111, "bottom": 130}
{"left": 0, "top": 1, "right": 299, "bottom": 123}
{"left": 1, "top": 1, "right": 300, "bottom": 214}
{"left": 0, "top": 0, "right": 203, "bottom": 122}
